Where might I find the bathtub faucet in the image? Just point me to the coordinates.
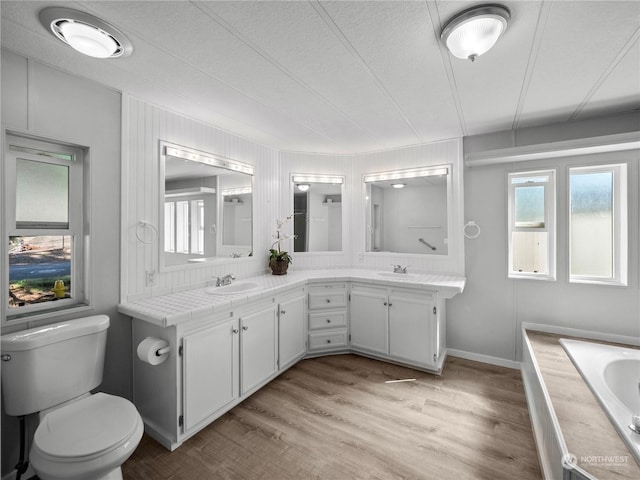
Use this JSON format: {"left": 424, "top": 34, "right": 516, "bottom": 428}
{"left": 393, "top": 265, "right": 408, "bottom": 274}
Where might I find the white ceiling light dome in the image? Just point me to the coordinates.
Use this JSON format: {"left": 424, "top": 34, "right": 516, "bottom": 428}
{"left": 441, "top": 4, "right": 510, "bottom": 62}
{"left": 39, "top": 7, "right": 133, "bottom": 59}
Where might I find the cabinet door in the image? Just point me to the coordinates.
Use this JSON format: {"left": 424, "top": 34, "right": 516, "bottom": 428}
{"left": 279, "top": 295, "right": 306, "bottom": 369}
{"left": 388, "top": 294, "right": 435, "bottom": 366}
{"left": 240, "top": 305, "right": 278, "bottom": 395}
{"left": 350, "top": 291, "right": 388, "bottom": 355}
{"left": 182, "top": 318, "right": 239, "bottom": 432}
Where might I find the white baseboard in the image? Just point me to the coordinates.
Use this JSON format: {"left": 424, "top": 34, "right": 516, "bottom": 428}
{"left": 522, "top": 322, "right": 640, "bottom": 346}
{"left": 447, "top": 348, "right": 521, "bottom": 370}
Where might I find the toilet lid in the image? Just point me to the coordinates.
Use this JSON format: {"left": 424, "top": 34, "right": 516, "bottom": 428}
{"left": 34, "top": 393, "right": 140, "bottom": 459}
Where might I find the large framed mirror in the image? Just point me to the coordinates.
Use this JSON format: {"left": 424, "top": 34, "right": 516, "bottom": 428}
{"left": 364, "top": 166, "right": 450, "bottom": 255}
{"left": 291, "top": 174, "right": 344, "bottom": 252}
{"left": 159, "top": 141, "right": 254, "bottom": 270}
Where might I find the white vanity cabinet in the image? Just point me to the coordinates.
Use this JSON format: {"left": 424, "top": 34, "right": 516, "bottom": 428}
{"left": 307, "top": 282, "right": 349, "bottom": 353}
{"left": 131, "top": 285, "right": 306, "bottom": 450}
{"left": 182, "top": 316, "right": 239, "bottom": 432}
{"left": 238, "top": 301, "right": 278, "bottom": 395}
{"left": 278, "top": 289, "right": 306, "bottom": 370}
{"left": 349, "top": 283, "right": 446, "bottom": 372}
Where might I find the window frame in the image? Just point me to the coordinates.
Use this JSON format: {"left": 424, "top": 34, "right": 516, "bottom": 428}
{"left": 4, "top": 133, "right": 89, "bottom": 321}
{"left": 507, "top": 169, "right": 556, "bottom": 281}
{"left": 163, "top": 197, "right": 206, "bottom": 256}
{"left": 568, "top": 163, "right": 628, "bottom": 286}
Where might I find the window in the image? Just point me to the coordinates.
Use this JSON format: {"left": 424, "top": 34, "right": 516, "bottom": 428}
{"left": 508, "top": 170, "right": 556, "bottom": 280}
{"left": 5, "top": 135, "right": 87, "bottom": 317}
{"left": 569, "top": 164, "right": 627, "bottom": 285}
{"left": 164, "top": 198, "right": 205, "bottom": 256}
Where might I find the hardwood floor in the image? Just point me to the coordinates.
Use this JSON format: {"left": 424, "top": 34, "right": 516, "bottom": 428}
{"left": 122, "top": 354, "right": 542, "bottom": 480}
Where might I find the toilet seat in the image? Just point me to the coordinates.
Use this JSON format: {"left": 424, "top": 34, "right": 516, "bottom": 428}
{"left": 31, "top": 393, "right": 143, "bottom": 480}
{"left": 34, "top": 393, "right": 139, "bottom": 460}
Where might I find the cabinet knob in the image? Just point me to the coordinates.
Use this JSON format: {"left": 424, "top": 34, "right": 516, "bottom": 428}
{"left": 326, "top": 339, "right": 332, "bottom": 344}
{"left": 326, "top": 318, "right": 331, "bottom": 323}
{"left": 383, "top": 302, "right": 387, "bottom": 306}
{"left": 232, "top": 328, "right": 239, "bottom": 334}
{"left": 242, "top": 325, "right": 249, "bottom": 331}
{"left": 388, "top": 303, "right": 393, "bottom": 307}
{"left": 326, "top": 299, "right": 331, "bottom": 303}
{"left": 281, "top": 310, "right": 286, "bottom": 314}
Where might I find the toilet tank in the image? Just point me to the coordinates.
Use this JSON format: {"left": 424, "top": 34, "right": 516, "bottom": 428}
{"left": 1, "top": 315, "right": 109, "bottom": 416}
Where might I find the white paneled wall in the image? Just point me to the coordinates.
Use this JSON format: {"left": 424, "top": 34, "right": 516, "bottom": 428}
{"left": 121, "top": 95, "right": 279, "bottom": 302}
{"left": 122, "top": 97, "right": 463, "bottom": 301}
{"left": 352, "top": 139, "right": 465, "bottom": 275}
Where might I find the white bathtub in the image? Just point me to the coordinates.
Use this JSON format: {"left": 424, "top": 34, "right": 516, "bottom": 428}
{"left": 560, "top": 338, "right": 640, "bottom": 465}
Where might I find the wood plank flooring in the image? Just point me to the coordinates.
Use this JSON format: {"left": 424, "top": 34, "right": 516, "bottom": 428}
{"left": 122, "top": 354, "right": 542, "bottom": 480}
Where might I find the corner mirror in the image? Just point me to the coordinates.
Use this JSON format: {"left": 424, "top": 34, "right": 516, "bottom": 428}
{"left": 364, "top": 166, "right": 450, "bottom": 255}
{"left": 291, "top": 175, "right": 344, "bottom": 252}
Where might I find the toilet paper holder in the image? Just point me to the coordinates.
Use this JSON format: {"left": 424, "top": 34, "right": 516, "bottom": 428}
{"left": 155, "top": 345, "right": 170, "bottom": 356}
{"left": 137, "top": 337, "right": 171, "bottom": 366}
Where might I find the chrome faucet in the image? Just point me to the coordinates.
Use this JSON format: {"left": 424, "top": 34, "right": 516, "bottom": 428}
{"left": 220, "top": 274, "right": 235, "bottom": 286}
{"left": 393, "top": 265, "right": 408, "bottom": 274}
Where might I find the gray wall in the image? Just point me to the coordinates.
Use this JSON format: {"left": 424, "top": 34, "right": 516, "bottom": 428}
{"left": 1, "top": 50, "right": 126, "bottom": 476}
{"left": 447, "top": 113, "right": 640, "bottom": 364}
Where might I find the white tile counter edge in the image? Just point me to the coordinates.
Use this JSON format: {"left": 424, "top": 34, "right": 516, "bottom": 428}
{"left": 118, "top": 269, "right": 466, "bottom": 327}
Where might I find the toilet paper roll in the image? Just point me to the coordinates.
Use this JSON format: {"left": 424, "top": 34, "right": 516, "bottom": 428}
{"left": 137, "top": 337, "right": 170, "bottom": 365}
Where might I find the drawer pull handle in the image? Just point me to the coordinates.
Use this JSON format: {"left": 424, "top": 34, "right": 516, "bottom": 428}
{"left": 281, "top": 310, "right": 286, "bottom": 314}
{"left": 326, "top": 319, "right": 331, "bottom": 323}
{"left": 242, "top": 325, "right": 249, "bottom": 331}
{"left": 326, "top": 339, "right": 332, "bottom": 344}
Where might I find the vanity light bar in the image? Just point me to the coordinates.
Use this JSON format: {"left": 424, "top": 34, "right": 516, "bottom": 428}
{"left": 221, "top": 187, "right": 252, "bottom": 196}
{"left": 363, "top": 166, "right": 449, "bottom": 183}
{"left": 164, "top": 146, "right": 254, "bottom": 175}
{"left": 292, "top": 175, "right": 344, "bottom": 184}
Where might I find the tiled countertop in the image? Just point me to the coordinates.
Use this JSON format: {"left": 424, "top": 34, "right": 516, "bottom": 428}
{"left": 118, "top": 269, "right": 466, "bottom": 327}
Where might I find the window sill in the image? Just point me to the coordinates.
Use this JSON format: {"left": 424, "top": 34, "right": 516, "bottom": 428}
{"left": 509, "top": 273, "right": 556, "bottom": 282}
{"left": 569, "top": 278, "right": 628, "bottom": 287}
{"left": 5, "top": 303, "right": 92, "bottom": 326}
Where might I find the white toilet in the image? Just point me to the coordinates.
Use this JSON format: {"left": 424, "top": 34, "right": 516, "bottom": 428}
{"left": 1, "top": 315, "right": 144, "bottom": 480}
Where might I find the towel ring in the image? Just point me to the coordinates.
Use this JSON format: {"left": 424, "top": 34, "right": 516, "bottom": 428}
{"left": 136, "top": 221, "right": 158, "bottom": 245}
{"left": 464, "top": 221, "right": 481, "bottom": 239}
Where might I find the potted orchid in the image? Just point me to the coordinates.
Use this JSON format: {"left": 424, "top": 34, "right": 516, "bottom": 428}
{"left": 269, "top": 215, "right": 296, "bottom": 275}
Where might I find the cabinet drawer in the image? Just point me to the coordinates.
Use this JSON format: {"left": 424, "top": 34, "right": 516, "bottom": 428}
{"left": 309, "top": 311, "right": 347, "bottom": 330}
{"left": 308, "top": 331, "right": 348, "bottom": 350}
{"left": 308, "top": 292, "right": 347, "bottom": 309}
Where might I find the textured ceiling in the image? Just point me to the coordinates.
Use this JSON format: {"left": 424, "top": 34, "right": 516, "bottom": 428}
{"left": 1, "top": 1, "right": 639, "bottom": 154}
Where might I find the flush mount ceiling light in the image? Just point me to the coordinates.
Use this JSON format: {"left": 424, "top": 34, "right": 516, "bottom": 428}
{"left": 39, "top": 7, "right": 133, "bottom": 59}
{"left": 391, "top": 183, "right": 406, "bottom": 189}
{"left": 297, "top": 184, "right": 311, "bottom": 192}
{"left": 441, "top": 4, "right": 510, "bottom": 62}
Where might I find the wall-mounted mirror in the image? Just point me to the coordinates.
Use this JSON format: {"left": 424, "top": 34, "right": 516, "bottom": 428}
{"left": 160, "top": 142, "right": 253, "bottom": 269}
{"left": 291, "top": 175, "right": 344, "bottom": 252}
{"left": 364, "top": 166, "right": 450, "bottom": 255}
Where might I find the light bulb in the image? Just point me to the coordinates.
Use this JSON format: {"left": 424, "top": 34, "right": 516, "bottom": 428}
{"left": 59, "top": 21, "right": 118, "bottom": 58}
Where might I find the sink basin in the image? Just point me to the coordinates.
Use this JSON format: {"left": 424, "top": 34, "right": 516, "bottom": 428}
{"left": 205, "top": 281, "right": 260, "bottom": 295}
{"left": 376, "top": 272, "right": 418, "bottom": 279}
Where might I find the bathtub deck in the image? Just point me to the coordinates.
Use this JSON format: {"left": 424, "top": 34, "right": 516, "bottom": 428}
{"left": 527, "top": 331, "right": 640, "bottom": 479}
